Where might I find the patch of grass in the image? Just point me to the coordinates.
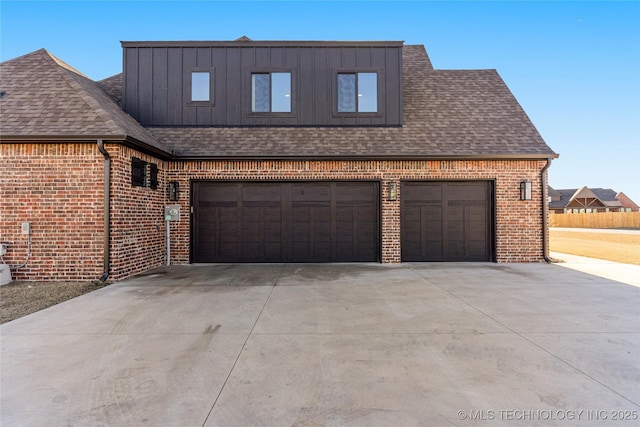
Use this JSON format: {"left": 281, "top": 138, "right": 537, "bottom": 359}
{"left": 0, "top": 281, "right": 107, "bottom": 324}
{"left": 549, "top": 230, "right": 640, "bottom": 266}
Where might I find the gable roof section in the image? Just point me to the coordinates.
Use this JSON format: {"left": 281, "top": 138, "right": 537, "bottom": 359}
{"left": 148, "top": 44, "right": 557, "bottom": 159}
{"left": 549, "top": 186, "right": 624, "bottom": 209}
{"left": 0, "top": 49, "right": 167, "bottom": 155}
{"left": 571, "top": 186, "right": 599, "bottom": 201}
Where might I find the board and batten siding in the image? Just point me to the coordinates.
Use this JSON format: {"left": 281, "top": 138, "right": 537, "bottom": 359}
{"left": 122, "top": 42, "right": 403, "bottom": 127}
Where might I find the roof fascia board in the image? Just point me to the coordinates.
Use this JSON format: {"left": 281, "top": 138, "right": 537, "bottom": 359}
{"left": 122, "top": 136, "right": 173, "bottom": 160}
{"left": 173, "top": 154, "right": 559, "bottom": 161}
{"left": 0, "top": 135, "right": 172, "bottom": 159}
{"left": 121, "top": 41, "right": 404, "bottom": 48}
{"left": 0, "top": 135, "right": 128, "bottom": 143}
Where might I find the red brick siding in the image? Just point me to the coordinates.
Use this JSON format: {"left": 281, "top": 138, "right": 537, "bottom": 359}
{"left": 617, "top": 192, "right": 640, "bottom": 212}
{"left": 0, "top": 143, "right": 104, "bottom": 280}
{"left": 108, "top": 145, "right": 167, "bottom": 280}
{"left": 0, "top": 143, "right": 168, "bottom": 281}
{"left": 1, "top": 148, "right": 547, "bottom": 282}
{"left": 168, "top": 159, "right": 547, "bottom": 264}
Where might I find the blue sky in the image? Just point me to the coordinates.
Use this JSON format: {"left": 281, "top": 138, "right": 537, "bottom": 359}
{"left": 2, "top": 1, "right": 639, "bottom": 204}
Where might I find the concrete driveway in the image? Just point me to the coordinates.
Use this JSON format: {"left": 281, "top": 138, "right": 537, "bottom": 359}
{"left": 2, "top": 261, "right": 639, "bottom": 426}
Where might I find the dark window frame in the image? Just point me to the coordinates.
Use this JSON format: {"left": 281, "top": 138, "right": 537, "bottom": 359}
{"left": 247, "top": 68, "right": 295, "bottom": 116}
{"left": 188, "top": 68, "right": 215, "bottom": 105}
{"left": 332, "top": 68, "right": 383, "bottom": 117}
{"left": 149, "top": 163, "right": 159, "bottom": 190}
{"left": 131, "top": 157, "right": 147, "bottom": 187}
{"left": 132, "top": 158, "right": 159, "bottom": 190}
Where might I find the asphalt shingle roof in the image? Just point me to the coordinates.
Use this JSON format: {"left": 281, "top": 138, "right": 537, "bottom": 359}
{"left": 148, "top": 44, "right": 557, "bottom": 159}
{"left": 1, "top": 44, "right": 557, "bottom": 160}
{"left": 98, "top": 73, "right": 123, "bottom": 106}
{"left": 0, "top": 49, "right": 166, "bottom": 152}
{"left": 549, "top": 186, "right": 623, "bottom": 209}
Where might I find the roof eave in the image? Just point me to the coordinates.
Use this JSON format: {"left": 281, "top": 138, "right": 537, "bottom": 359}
{"left": 0, "top": 135, "right": 172, "bottom": 159}
{"left": 121, "top": 40, "right": 404, "bottom": 48}
{"left": 0, "top": 134, "right": 128, "bottom": 143}
{"left": 122, "top": 136, "right": 173, "bottom": 160}
{"left": 172, "top": 153, "right": 559, "bottom": 161}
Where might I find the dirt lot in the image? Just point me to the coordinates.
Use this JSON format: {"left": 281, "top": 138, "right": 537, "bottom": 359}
{"left": 0, "top": 281, "right": 107, "bottom": 324}
{"left": 549, "top": 229, "right": 640, "bottom": 266}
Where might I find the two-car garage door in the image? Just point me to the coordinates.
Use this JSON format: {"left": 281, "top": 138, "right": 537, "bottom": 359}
{"left": 192, "top": 181, "right": 493, "bottom": 263}
{"left": 192, "top": 182, "right": 379, "bottom": 262}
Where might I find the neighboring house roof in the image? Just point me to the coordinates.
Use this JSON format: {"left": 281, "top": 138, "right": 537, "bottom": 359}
{"left": 548, "top": 186, "right": 626, "bottom": 209}
{"left": 147, "top": 44, "right": 557, "bottom": 159}
{"left": 0, "top": 49, "right": 167, "bottom": 155}
{"left": 590, "top": 188, "right": 623, "bottom": 207}
{"left": 549, "top": 188, "right": 578, "bottom": 209}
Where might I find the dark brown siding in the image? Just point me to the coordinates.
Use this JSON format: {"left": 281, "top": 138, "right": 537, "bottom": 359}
{"left": 122, "top": 43, "right": 402, "bottom": 127}
{"left": 401, "top": 181, "right": 493, "bottom": 261}
{"left": 192, "top": 181, "right": 380, "bottom": 262}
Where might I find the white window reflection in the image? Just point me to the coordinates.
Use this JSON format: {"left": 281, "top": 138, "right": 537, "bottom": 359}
{"left": 191, "top": 72, "right": 210, "bottom": 102}
{"left": 357, "top": 73, "right": 377, "bottom": 112}
{"left": 271, "top": 73, "right": 291, "bottom": 112}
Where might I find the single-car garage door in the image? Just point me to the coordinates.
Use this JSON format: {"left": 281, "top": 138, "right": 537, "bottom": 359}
{"left": 192, "top": 181, "right": 379, "bottom": 262}
{"left": 401, "top": 181, "right": 493, "bottom": 262}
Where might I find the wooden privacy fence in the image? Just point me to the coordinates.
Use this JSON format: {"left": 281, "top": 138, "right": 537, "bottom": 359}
{"left": 549, "top": 212, "right": 640, "bottom": 229}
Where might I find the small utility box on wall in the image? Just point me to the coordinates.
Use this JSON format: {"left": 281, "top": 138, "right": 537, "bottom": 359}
{"left": 164, "top": 205, "right": 180, "bottom": 266}
{"left": 168, "top": 181, "right": 179, "bottom": 201}
{"left": 164, "top": 205, "right": 180, "bottom": 221}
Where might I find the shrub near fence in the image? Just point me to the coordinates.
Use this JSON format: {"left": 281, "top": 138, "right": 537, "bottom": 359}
{"left": 549, "top": 212, "right": 640, "bottom": 229}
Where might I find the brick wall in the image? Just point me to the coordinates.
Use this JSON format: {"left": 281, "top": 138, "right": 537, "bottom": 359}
{"left": 0, "top": 143, "right": 104, "bottom": 280}
{"left": 1, "top": 148, "right": 547, "bottom": 282}
{"left": 617, "top": 192, "right": 640, "bottom": 212}
{"left": 0, "top": 143, "right": 168, "bottom": 282}
{"left": 108, "top": 145, "right": 167, "bottom": 280}
{"left": 168, "top": 159, "right": 547, "bottom": 264}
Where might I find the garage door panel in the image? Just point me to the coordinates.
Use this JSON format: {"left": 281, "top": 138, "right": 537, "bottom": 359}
{"left": 194, "top": 182, "right": 378, "bottom": 262}
{"left": 292, "top": 183, "right": 331, "bottom": 202}
{"left": 336, "top": 182, "right": 376, "bottom": 202}
{"left": 401, "top": 202, "right": 444, "bottom": 260}
{"left": 446, "top": 184, "right": 487, "bottom": 201}
{"left": 402, "top": 181, "right": 492, "bottom": 262}
{"left": 423, "top": 204, "right": 444, "bottom": 258}
{"left": 242, "top": 183, "right": 282, "bottom": 201}
{"left": 199, "top": 183, "right": 238, "bottom": 202}
{"left": 292, "top": 205, "right": 331, "bottom": 261}
{"left": 402, "top": 183, "right": 442, "bottom": 202}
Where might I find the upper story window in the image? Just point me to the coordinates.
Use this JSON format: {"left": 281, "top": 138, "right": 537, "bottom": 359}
{"left": 252, "top": 72, "right": 291, "bottom": 113}
{"left": 191, "top": 71, "right": 212, "bottom": 102}
{"left": 338, "top": 72, "right": 377, "bottom": 113}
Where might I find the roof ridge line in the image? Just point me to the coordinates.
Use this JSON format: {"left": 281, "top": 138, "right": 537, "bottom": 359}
{"left": 45, "top": 50, "right": 92, "bottom": 79}
{"left": 41, "top": 51, "right": 126, "bottom": 136}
